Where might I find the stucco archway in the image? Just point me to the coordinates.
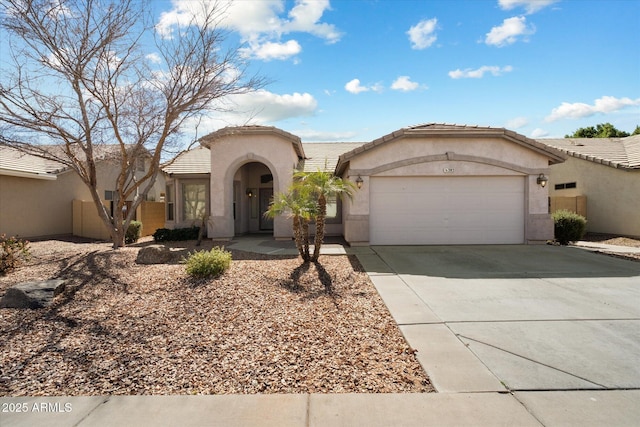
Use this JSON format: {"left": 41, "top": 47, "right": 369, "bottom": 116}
{"left": 228, "top": 160, "right": 278, "bottom": 236}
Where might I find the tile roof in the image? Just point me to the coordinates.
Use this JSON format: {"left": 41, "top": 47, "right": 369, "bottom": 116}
{"left": 299, "top": 143, "right": 364, "bottom": 172}
{"left": 162, "top": 146, "right": 211, "bottom": 175}
{"left": 199, "top": 126, "right": 305, "bottom": 160}
{"left": 538, "top": 135, "right": 640, "bottom": 170}
{"left": 160, "top": 143, "right": 365, "bottom": 175}
{"left": 0, "top": 144, "right": 151, "bottom": 180}
{"left": 0, "top": 146, "right": 65, "bottom": 179}
{"left": 335, "top": 123, "right": 566, "bottom": 175}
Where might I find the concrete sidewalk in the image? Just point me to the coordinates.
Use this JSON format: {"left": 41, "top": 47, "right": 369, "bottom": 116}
{"left": 1, "top": 393, "right": 544, "bottom": 427}
{"left": 573, "top": 240, "right": 640, "bottom": 254}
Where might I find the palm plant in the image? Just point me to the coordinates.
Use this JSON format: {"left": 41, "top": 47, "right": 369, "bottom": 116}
{"left": 294, "top": 170, "right": 356, "bottom": 262}
{"left": 265, "top": 185, "right": 316, "bottom": 261}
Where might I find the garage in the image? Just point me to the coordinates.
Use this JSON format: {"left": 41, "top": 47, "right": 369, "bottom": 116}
{"left": 369, "top": 176, "right": 525, "bottom": 245}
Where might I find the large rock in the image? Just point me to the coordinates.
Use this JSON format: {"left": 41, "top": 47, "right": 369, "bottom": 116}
{"left": 0, "top": 279, "right": 66, "bottom": 309}
{"left": 136, "top": 245, "right": 172, "bottom": 264}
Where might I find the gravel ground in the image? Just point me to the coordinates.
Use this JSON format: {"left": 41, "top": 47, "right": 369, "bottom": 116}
{"left": 581, "top": 233, "right": 640, "bottom": 248}
{"left": 0, "top": 238, "right": 433, "bottom": 396}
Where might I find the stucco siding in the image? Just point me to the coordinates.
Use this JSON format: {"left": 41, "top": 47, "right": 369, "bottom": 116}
{"left": 343, "top": 135, "right": 554, "bottom": 244}
{"left": 348, "top": 137, "right": 549, "bottom": 172}
{"left": 207, "top": 134, "right": 300, "bottom": 239}
{"left": 0, "top": 174, "right": 74, "bottom": 238}
{"left": 550, "top": 157, "right": 640, "bottom": 237}
{"left": 1, "top": 158, "right": 165, "bottom": 239}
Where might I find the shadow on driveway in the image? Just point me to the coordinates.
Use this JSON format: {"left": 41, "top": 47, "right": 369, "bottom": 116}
{"left": 371, "top": 245, "right": 640, "bottom": 279}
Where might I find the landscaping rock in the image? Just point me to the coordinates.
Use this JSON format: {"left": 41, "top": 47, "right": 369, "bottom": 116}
{"left": 0, "top": 279, "right": 66, "bottom": 309}
{"left": 136, "top": 245, "right": 172, "bottom": 264}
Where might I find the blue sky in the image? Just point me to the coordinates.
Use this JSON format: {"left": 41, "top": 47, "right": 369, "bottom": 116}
{"left": 153, "top": 0, "right": 639, "bottom": 143}
{"left": 9, "top": 0, "right": 638, "bottom": 145}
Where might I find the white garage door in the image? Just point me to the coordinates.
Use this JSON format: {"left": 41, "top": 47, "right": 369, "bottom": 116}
{"left": 370, "top": 176, "right": 525, "bottom": 245}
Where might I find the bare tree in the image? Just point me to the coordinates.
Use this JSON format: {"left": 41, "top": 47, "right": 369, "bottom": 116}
{"left": 0, "top": 0, "right": 265, "bottom": 248}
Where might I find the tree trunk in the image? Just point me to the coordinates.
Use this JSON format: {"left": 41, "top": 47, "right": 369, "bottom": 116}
{"left": 292, "top": 215, "right": 306, "bottom": 259}
{"left": 312, "top": 194, "right": 326, "bottom": 262}
{"left": 301, "top": 218, "right": 310, "bottom": 262}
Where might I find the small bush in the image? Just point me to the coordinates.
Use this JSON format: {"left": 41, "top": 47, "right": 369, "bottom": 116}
{"left": 0, "top": 234, "right": 30, "bottom": 275}
{"left": 552, "top": 210, "right": 587, "bottom": 245}
{"left": 183, "top": 247, "right": 231, "bottom": 278}
{"left": 153, "top": 227, "right": 200, "bottom": 242}
{"left": 125, "top": 220, "right": 142, "bottom": 244}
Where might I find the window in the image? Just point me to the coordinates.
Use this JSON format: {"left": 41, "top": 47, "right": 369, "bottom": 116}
{"left": 182, "top": 183, "right": 206, "bottom": 221}
{"left": 555, "top": 182, "right": 577, "bottom": 190}
{"left": 166, "top": 185, "right": 174, "bottom": 221}
{"left": 325, "top": 195, "right": 342, "bottom": 224}
{"left": 137, "top": 158, "right": 145, "bottom": 172}
{"left": 105, "top": 190, "right": 115, "bottom": 217}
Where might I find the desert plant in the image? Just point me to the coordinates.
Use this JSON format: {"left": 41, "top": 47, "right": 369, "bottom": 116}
{"left": 125, "top": 221, "right": 143, "bottom": 244}
{"left": 294, "top": 170, "right": 356, "bottom": 261}
{"left": 153, "top": 227, "right": 200, "bottom": 242}
{"left": 552, "top": 210, "right": 587, "bottom": 245}
{"left": 183, "top": 247, "right": 232, "bottom": 278}
{"left": 0, "top": 234, "right": 30, "bottom": 275}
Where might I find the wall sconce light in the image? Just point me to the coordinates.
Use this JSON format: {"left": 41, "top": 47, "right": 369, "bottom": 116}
{"left": 246, "top": 189, "right": 253, "bottom": 198}
{"left": 355, "top": 175, "right": 363, "bottom": 189}
{"left": 536, "top": 173, "right": 548, "bottom": 188}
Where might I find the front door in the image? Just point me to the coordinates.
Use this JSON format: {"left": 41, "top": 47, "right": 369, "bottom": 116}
{"left": 259, "top": 188, "right": 274, "bottom": 231}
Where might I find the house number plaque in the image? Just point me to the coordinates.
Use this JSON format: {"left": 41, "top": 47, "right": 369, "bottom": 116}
{"left": 443, "top": 167, "right": 455, "bottom": 173}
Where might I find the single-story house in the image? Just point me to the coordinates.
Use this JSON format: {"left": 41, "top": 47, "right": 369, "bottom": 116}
{"left": 163, "top": 123, "right": 566, "bottom": 245}
{"left": 0, "top": 146, "right": 166, "bottom": 239}
{"left": 541, "top": 134, "right": 640, "bottom": 237}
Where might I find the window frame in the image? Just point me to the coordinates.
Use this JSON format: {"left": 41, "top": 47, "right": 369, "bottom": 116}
{"left": 554, "top": 182, "right": 577, "bottom": 190}
{"left": 181, "top": 181, "right": 208, "bottom": 222}
{"left": 165, "top": 184, "right": 175, "bottom": 222}
{"left": 324, "top": 194, "right": 342, "bottom": 224}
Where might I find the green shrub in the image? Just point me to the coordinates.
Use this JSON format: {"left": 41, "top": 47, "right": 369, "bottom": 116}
{"left": 125, "top": 221, "right": 142, "bottom": 244}
{"left": 0, "top": 234, "right": 30, "bottom": 275}
{"left": 552, "top": 210, "right": 587, "bottom": 245}
{"left": 183, "top": 247, "right": 231, "bottom": 278}
{"left": 153, "top": 227, "right": 200, "bottom": 242}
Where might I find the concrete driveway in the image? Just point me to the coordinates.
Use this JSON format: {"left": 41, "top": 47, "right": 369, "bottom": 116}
{"left": 358, "top": 245, "right": 640, "bottom": 425}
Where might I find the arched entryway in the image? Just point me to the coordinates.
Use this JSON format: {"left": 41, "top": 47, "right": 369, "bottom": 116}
{"left": 232, "top": 161, "right": 275, "bottom": 236}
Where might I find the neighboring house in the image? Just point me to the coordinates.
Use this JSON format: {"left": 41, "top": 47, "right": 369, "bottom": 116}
{"left": 163, "top": 124, "right": 566, "bottom": 245}
{"left": 0, "top": 146, "right": 165, "bottom": 239}
{"left": 540, "top": 135, "right": 640, "bottom": 237}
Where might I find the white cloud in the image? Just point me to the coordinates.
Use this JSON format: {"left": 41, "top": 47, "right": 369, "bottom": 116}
{"left": 448, "top": 65, "right": 513, "bottom": 79}
{"left": 505, "top": 117, "right": 529, "bottom": 129}
{"left": 156, "top": 0, "right": 340, "bottom": 61}
{"left": 345, "top": 78, "right": 373, "bottom": 94}
{"left": 485, "top": 16, "right": 535, "bottom": 47}
{"left": 285, "top": 0, "right": 342, "bottom": 43}
{"left": 294, "top": 130, "right": 358, "bottom": 142}
{"left": 545, "top": 96, "right": 640, "bottom": 122}
{"left": 232, "top": 90, "right": 318, "bottom": 122}
{"left": 242, "top": 40, "right": 302, "bottom": 61}
{"left": 498, "top": 0, "right": 559, "bottom": 14}
{"left": 370, "top": 82, "right": 384, "bottom": 93}
{"left": 391, "top": 76, "right": 421, "bottom": 92}
{"left": 407, "top": 18, "right": 438, "bottom": 50}
{"left": 146, "top": 53, "right": 162, "bottom": 64}
{"left": 183, "top": 89, "right": 318, "bottom": 136}
{"left": 530, "top": 128, "right": 549, "bottom": 138}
